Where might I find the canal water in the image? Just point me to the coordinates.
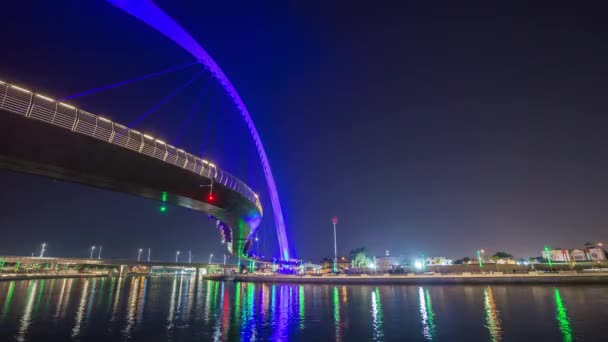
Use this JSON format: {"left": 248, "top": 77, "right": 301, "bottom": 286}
{"left": 0, "top": 276, "right": 606, "bottom": 341}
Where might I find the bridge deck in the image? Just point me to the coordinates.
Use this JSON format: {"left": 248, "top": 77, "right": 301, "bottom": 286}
{"left": 0, "top": 80, "right": 261, "bottom": 257}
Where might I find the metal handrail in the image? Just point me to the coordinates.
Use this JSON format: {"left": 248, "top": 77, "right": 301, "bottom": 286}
{"left": 0, "top": 80, "right": 263, "bottom": 214}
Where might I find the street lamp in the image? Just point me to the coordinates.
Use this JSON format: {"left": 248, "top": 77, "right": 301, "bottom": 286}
{"left": 175, "top": 250, "right": 180, "bottom": 263}
{"left": 98, "top": 245, "right": 102, "bottom": 259}
{"left": 90, "top": 246, "right": 96, "bottom": 259}
{"left": 39, "top": 243, "right": 46, "bottom": 258}
{"left": 137, "top": 248, "right": 143, "bottom": 262}
{"left": 188, "top": 250, "right": 192, "bottom": 264}
{"left": 223, "top": 254, "right": 227, "bottom": 265}
{"left": 332, "top": 216, "right": 338, "bottom": 273}
{"left": 209, "top": 253, "right": 213, "bottom": 264}
{"left": 147, "top": 248, "right": 151, "bottom": 262}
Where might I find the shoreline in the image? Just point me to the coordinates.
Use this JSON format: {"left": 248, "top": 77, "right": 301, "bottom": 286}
{"left": 225, "top": 272, "right": 608, "bottom": 285}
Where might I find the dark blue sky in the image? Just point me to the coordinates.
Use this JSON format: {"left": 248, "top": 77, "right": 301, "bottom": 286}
{"left": 1, "top": 1, "right": 607, "bottom": 261}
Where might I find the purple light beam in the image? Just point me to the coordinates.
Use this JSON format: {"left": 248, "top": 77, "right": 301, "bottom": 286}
{"left": 106, "top": 0, "right": 291, "bottom": 260}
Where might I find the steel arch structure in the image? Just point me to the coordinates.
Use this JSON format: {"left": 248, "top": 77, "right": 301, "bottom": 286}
{"left": 105, "top": 0, "right": 291, "bottom": 260}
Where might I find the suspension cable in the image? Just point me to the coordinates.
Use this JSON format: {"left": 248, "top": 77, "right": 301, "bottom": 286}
{"left": 174, "top": 75, "right": 213, "bottom": 147}
{"left": 60, "top": 60, "right": 200, "bottom": 100}
{"left": 116, "top": 69, "right": 207, "bottom": 137}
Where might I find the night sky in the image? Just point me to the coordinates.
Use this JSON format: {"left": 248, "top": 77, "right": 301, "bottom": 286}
{"left": 1, "top": 1, "right": 607, "bottom": 262}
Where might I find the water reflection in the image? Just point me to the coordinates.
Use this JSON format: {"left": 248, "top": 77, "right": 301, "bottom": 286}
{"left": 167, "top": 275, "right": 178, "bottom": 333}
{"left": 71, "top": 279, "right": 89, "bottom": 340}
{"left": 1, "top": 281, "right": 15, "bottom": 320}
{"left": 17, "top": 281, "right": 38, "bottom": 342}
{"left": 111, "top": 277, "right": 124, "bottom": 321}
{"left": 334, "top": 286, "right": 342, "bottom": 342}
{"left": 419, "top": 287, "right": 436, "bottom": 340}
{"left": 371, "top": 287, "right": 383, "bottom": 341}
{"left": 123, "top": 276, "right": 146, "bottom": 338}
{"left": 298, "top": 285, "right": 305, "bottom": 330}
{"left": 553, "top": 288, "right": 573, "bottom": 342}
{"left": 483, "top": 287, "right": 502, "bottom": 341}
{"left": 0, "top": 277, "right": 605, "bottom": 341}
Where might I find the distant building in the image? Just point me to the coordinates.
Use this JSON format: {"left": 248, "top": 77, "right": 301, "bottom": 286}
{"left": 425, "top": 257, "right": 453, "bottom": 266}
{"left": 542, "top": 249, "right": 571, "bottom": 262}
{"left": 586, "top": 247, "right": 606, "bottom": 261}
{"left": 376, "top": 254, "right": 406, "bottom": 271}
{"left": 495, "top": 258, "right": 516, "bottom": 265}
{"left": 541, "top": 246, "right": 607, "bottom": 262}
{"left": 570, "top": 249, "right": 587, "bottom": 261}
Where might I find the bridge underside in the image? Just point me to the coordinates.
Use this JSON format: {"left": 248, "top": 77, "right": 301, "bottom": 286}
{"left": 0, "top": 109, "right": 260, "bottom": 257}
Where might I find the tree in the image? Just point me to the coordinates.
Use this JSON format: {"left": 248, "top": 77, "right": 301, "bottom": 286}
{"left": 462, "top": 257, "right": 471, "bottom": 263}
{"left": 492, "top": 252, "right": 514, "bottom": 261}
{"left": 349, "top": 247, "right": 370, "bottom": 268}
{"left": 320, "top": 257, "right": 332, "bottom": 269}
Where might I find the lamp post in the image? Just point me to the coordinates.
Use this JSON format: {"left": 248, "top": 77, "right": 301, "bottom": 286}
{"left": 188, "top": 250, "right": 192, "bottom": 264}
{"left": 90, "top": 246, "right": 96, "bottom": 259}
{"left": 137, "top": 248, "right": 143, "bottom": 262}
{"left": 39, "top": 243, "right": 46, "bottom": 258}
{"left": 332, "top": 216, "right": 338, "bottom": 273}
{"left": 98, "top": 245, "right": 102, "bottom": 259}
{"left": 223, "top": 254, "right": 227, "bottom": 265}
{"left": 209, "top": 253, "right": 213, "bottom": 264}
{"left": 147, "top": 248, "right": 151, "bottom": 262}
{"left": 175, "top": 250, "right": 180, "bottom": 263}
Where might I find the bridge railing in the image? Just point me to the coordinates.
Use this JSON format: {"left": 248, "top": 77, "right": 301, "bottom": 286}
{"left": 0, "top": 80, "right": 263, "bottom": 214}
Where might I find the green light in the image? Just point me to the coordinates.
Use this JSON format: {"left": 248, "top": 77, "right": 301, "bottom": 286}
{"left": 299, "top": 286, "right": 305, "bottom": 330}
{"left": 161, "top": 191, "right": 168, "bottom": 202}
{"left": 419, "top": 287, "right": 436, "bottom": 340}
{"left": 159, "top": 205, "right": 167, "bottom": 213}
{"left": 1, "top": 281, "right": 15, "bottom": 319}
{"left": 545, "top": 246, "right": 553, "bottom": 268}
{"left": 554, "top": 288, "right": 573, "bottom": 342}
{"left": 333, "top": 287, "right": 340, "bottom": 340}
{"left": 477, "top": 250, "right": 483, "bottom": 269}
{"left": 372, "top": 287, "right": 384, "bottom": 340}
{"left": 425, "top": 289, "right": 436, "bottom": 339}
{"left": 234, "top": 283, "right": 241, "bottom": 323}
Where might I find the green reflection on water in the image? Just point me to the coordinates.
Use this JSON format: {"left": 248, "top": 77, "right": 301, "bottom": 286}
{"left": 2, "top": 281, "right": 15, "bottom": 319}
{"left": 234, "top": 282, "right": 241, "bottom": 325}
{"left": 371, "top": 287, "right": 383, "bottom": 341}
{"left": 299, "top": 285, "right": 305, "bottom": 330}
{"left": 419, "top": 287, "right": 436, "bottom": 340}
{"left": 334, "top": 286, "right": 341, "bottom": 341}
{"left": 34, "top": 279, "right": 45, "bottom": 314}
{"left": 554, "top": 288, "right": 573, "bottom": 342}
{"left": 483, "top": 287, "right": 502, "bottom": 341}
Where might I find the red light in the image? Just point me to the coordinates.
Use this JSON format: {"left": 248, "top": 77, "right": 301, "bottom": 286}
{"left": 208, "top": 194, "right": 215, "bottom": 202}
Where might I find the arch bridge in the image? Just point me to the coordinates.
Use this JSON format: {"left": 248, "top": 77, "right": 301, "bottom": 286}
{"left": 0, "top": 79, "right": 261, "bottom": 257}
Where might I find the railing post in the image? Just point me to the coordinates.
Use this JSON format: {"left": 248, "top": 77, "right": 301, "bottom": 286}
{"left": 109, "top": 123, "right": 115, "bottom": 142}
{"left": 25, "top": 92, "right": 34, "bottom": 118}
{"left": 72, "top": 110, "right": 79, "bottom": 131}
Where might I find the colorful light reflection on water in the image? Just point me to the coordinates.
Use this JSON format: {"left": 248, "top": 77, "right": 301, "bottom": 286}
{"left": 0, "top": 277, "right": 604, "bottom": 341}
